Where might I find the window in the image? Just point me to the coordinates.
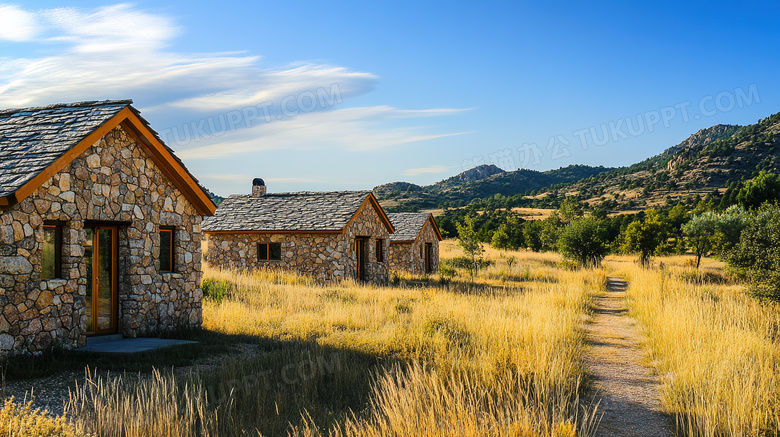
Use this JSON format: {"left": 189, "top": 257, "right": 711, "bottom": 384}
{"left": 42, "top": 224, "right": 62, "bottom": 279}
{"left": 258, "top": 242, "right": 282, "bottom": 261}
{"left": 159, "top": 227, "right": 175, "bottom": 272}
{"left": 376, "top": 239, "right": 385, "bottom": 262}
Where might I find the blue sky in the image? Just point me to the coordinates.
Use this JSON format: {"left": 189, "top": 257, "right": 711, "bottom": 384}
{"left": 1, "top": 1, "right": 778, "bottom": 196}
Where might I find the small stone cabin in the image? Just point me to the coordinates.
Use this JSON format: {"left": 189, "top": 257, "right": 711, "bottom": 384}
{"left": 0, "top": 100, "right": 216, "bottom": 355}
{"left": 202, "top": 180, "right": 395, "bottom": 282}
{"left": 387, "top": 212, "right": 442, "bottom": 274}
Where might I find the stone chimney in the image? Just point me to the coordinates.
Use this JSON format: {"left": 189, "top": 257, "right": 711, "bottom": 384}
{"left": 252, "top": 178, "right": 266, "bottom": 197}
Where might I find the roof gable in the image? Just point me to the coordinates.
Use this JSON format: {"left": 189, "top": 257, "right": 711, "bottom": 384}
{"left": 203, "top": 191, "right": 394, "bottom": 234}
{"left": 0, "top": 100, "right": 216, "bottom": 215}
{"left": 387, "top": 212, "right": 443, "bottom": 242}
{"left": 0, "top": 100, "right": 131, "bottom": 198}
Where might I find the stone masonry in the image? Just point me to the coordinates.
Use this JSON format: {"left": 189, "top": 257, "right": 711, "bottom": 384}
{"left": 0, "top": 126, "right": 204, "bottom": 354}
{"left": 388, "top": 219, "right": 441, "bottom": 274}
{"left": 205, "top": 194, "right": 391, "bottom": 283}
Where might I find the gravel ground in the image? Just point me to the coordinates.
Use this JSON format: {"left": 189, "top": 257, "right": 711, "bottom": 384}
{"left": 2, "top": 342, "right": 262, "bottom": 417}
{"left": 585, "top": 277, "right": 674, "bottom": 437}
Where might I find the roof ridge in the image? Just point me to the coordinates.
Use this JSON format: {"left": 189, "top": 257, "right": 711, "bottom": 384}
{"left": 0, "top": 99, "right": 133, "bottom": 117}
{"left": 230, "top": 190, "right": 371, "bottom": 197}
{"left": 387, "top": 211, "right": 431, "bottom": 215}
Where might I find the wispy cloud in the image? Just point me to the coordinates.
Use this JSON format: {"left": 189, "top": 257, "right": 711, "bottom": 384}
{"left": 0, "top": 5, "right": 40, "bottom": 41}
{"left": 0, "top": 3, "right": 470, "bottom": 162}
{"left": 402, "top": 165, "right": 458, "bottom": 176}
{"left": 0, "top": 4, "right": 377, "bottom": 111}
{"left": 175, "top": 106, "right": 474, "bottom": 159}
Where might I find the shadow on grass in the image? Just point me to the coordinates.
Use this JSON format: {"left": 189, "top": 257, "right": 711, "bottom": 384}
{"left": 3, "top": 329, "right": 397, "bottom": 436}
{"left": 2, "top": 328, "right": 253, "bottom": 380}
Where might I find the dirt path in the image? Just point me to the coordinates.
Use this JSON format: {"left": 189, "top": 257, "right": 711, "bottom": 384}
{"left": 586, "top": 277, "right": 673, "bottom": 437}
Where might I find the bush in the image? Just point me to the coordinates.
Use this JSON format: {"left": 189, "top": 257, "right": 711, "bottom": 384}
{"left": 0, "top": 398, "right": 82, "bottom": 437}
{"left": 438, "top": 264, "right": 456, "bottom": 278}
{"left": 728, "top": 207, "right": 780, "bottom": 301}
{"left": 201, "top": 279, "right": 232, "bottom": 302}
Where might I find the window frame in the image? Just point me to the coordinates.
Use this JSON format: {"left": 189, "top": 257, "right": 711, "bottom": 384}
{"left": 258, "top": 242, "right": 282, "bottom": 261}
{"left": 376, "top": 238, "right": 385, "bottom": 263}
{"left": 41, "top": 223, "right": 63, "bottom": 280}
{"left": 159, "top": 227, "right": 175, "bottom": 273}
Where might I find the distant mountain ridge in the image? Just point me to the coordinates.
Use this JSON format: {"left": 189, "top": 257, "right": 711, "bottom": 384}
{"left": 529, "top": 111, "right": 780, "bottom": 211}
{"left": 374, "top": 110, "right": 780, "bottom": 213}
{"left": 374, "top": 164, "right": 613, "bottom": 211}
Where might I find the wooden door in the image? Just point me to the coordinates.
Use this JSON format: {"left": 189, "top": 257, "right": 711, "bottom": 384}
{"left": 424, "top": 243, "right": 432, "bottom": 273}
{"left": 355, "top": 237, "right": 367, "bottom": 281}
{"left": 84, "top": 226, "right": 118, "bottom": 334}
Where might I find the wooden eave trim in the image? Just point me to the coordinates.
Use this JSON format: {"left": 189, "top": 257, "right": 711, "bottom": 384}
{"left": 341, "top": 193, "right": 395, "bottom": 234}
{"left": 10, "top": 107, "right": 133, "bottom": 207}
{"left": 119, "top": 114, "right": 216, "bottom": 216}
{"left": 204, "top": 229, "right": 342, "bottom": 235}
{"left": 427, "top": 215, "right": 444, "bottom": 241}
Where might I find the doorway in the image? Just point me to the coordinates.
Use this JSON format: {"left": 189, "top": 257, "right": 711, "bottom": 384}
{"left": 355, "top": 237, "right": 368, "bottom": 281}
{"left": 84, "top": 226, "right": 118, "bottom": 334}
{"left": 424, "top": 243, "right": 433, "bottom": 273}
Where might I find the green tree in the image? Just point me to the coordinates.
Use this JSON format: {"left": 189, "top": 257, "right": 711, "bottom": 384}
{"left": 523, "top": 220, "right": 543, "bottom": 251}
{"left": 456, "top": 215, "right": 485, "bottom": 283}
{"left": 682, "top": 212, "right": 721, "bottom": 268}
{"left": 491, "top": 224, "right": 511, "bottom": 249}
{"left": 539, "top": 212, "right": 564, "bottom": 251}
{"left": 620, "top": 209, "right": 668, "bottom": 267}
{"left": 715, "top": 205, "right": 749, "bottom": 253}
{"left": 728, "top": 207, "right": 780, "bottom": 300}
{"left": 558, "top": 218, "right": 608, "bottom": 267}
{"left": 736, "top": 171, "right": 780, "bottom": 210}
{"left": 559, "top": 197, "right": 583, "bottom": 222}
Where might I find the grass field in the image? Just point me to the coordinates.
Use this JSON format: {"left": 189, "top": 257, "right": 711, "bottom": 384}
{"left": 605, "top": 255, "right": 780, "bottom": 436}
{"left": 61, "top": 241, "right": 602, "bottom": 436}
{"left": 5, "top": 241, "right": 780, "bottom": 436}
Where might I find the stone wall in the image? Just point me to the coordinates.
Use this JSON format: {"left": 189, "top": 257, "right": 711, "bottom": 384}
{"left": 0, "top": 126, "right": 203, "bottom": 355}
{"left": 388, "top": 221, "right": 440, "bottom": 274}
{"left": 206, "top": 200, "right": 390, "bottom": 283}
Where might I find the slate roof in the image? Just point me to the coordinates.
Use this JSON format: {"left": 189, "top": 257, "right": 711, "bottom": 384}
{"left": 0, "top": 100, "right": 213, "bottom": 212}
{"left": 0, "top": 100, "right": 134, "bottom": 197}
{"left": 387, "top": 212, "right": 434, "bottom": 242}
{"left": 202, "top": 191, "right": 378, "bottom": 232}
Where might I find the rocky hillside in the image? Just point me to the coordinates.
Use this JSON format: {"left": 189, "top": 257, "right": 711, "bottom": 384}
{"left": 375, "top": 164, "right": 612, "bottom": 211}
{"left": 532, "top": 112, "right": 780, "bottom": 211}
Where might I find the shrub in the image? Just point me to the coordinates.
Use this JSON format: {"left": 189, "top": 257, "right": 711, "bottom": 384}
{"left": 0, "top": 398, "right": 81, "bottom": 437}
{"left": 728, "top": 207, "right": 780, "bottom": 301}
{"left": 201, "top": 278, "right": 232, "bottom": 302}
{"left": 438, "top": 263, "right": 456, "bottom": 278}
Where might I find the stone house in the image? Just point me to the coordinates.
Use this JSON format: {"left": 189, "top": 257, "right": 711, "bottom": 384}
{"left": 0, "top": 100, "right": 216, "bottom": 355}
{"left": 202, "top": 180, "right": 395, "bottom": 282}
{"left": 387, "top": 212, "right": 442, "bottom": 274}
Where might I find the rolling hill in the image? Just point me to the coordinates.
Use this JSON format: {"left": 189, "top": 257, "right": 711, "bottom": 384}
{"left": 376, "top": 110, "right": 780, "bottom": 213}
{"left": 374, "top": 164, "right": 613, "bottom": 211}
{"left": 530, "top": 111, "right": 780, "bottom": 211}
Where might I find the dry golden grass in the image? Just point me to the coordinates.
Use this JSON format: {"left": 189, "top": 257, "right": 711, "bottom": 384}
{"left": 203, "top": 251, "right": 604, "bottom": 436}
{"left": 0, "top": 398, "right": 81, "bottom": 437}
{"left": 67, "top": 244, "right": 603, "bottom": 436}
{"left": 509, "top": 207, "right": 557, "bottom": 221}
{"left": 607, "top": 255, "right": 780, "bottom": 436}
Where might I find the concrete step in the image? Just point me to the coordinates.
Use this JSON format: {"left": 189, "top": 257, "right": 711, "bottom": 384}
{"left": 86, "top": 334, "right": 123, "bottom": 344}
